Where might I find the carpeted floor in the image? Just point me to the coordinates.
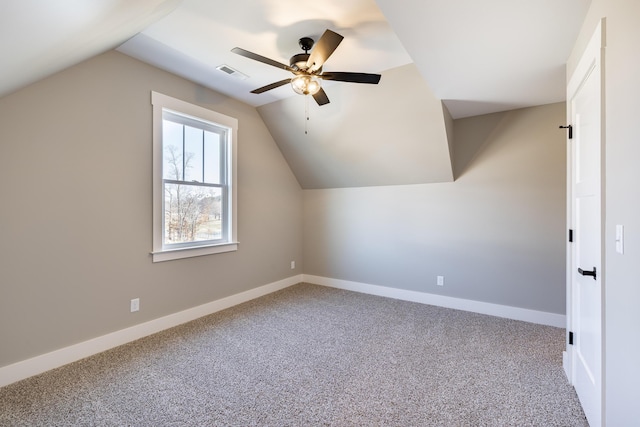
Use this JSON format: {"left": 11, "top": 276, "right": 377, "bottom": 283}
{"left": 0, "top": 283, "right": 588, "bottom": 426}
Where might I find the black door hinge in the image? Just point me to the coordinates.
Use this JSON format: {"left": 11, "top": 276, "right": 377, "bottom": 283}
{"left": 559, "top": 125, "right": 573, "bottom": 139}
{"left": 569, "top": 229, "right": 574, "bottom": 243}
{"left": 569, "top": 331, "right": 574, "bottom": 345}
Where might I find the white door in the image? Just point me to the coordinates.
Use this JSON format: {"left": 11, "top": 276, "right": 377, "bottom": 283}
{"left": 567, "top": 20, "right": 604, "bottom": 427}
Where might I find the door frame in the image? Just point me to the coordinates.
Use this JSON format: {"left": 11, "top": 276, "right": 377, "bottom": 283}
{"left": 564, "top": 18, "right": 606, "bottom": 427}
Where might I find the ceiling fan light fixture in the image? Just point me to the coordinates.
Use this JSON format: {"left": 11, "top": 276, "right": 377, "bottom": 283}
{"left": 291, "top": 75, "right": 321, "bottom": 96}
{"left": 233, "top": 29, "right": 380, "bottom": 106}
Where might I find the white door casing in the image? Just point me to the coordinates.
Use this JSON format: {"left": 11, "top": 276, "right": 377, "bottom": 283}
{"left": 566, "top": 19, "right": 605, "bottom": 427}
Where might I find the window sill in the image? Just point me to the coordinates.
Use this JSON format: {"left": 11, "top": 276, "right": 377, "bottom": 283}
{"left": 151, "top": 242, "right": 238, "bottom": 263}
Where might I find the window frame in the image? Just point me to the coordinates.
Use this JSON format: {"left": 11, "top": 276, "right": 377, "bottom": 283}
{"left": 151, "top": 92, "right": 238, "bottom": 262}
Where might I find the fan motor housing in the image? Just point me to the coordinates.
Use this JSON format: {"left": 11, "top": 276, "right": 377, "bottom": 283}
{"left": 290, "top": 53, "right": 310, "bottom": 71}
{"left": 290, "top": 53, "right": 322, "bottom": 73}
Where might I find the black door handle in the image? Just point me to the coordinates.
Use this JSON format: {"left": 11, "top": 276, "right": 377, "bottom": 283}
{"left": 578, "top": 267, "right": 597, "bottom": 280}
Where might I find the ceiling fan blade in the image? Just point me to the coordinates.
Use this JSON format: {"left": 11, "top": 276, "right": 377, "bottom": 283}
{"left": 232, "top": 47, "right": 295, "bottom": 72}
{"left": 251, "top": 78, "right": 292, "bottom": 94}
{"left": 319, "top": 72, "right": 381, "bottom": 84}
{"left": 306, "top": 29, "right": 344, "bottom": 72}
{"left": 312, "top": 88, "right": 330, "bottom": 106}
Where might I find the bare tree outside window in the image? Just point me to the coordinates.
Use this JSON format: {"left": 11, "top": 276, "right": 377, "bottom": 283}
{"left": 163, "top": 124, "right": 223, "bottom": 245}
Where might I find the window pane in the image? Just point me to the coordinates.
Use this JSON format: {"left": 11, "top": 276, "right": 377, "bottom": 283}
{"left": 163, "top": 121, "right": 184, "bottom": 180}
{"left": 184, "top": 126, "right": 203, "bottom": 182}
{"left": 204, "top": 131, "right": 222, "bottom": 184}
{"left": 163, "top": 183, "right": 223, "bottom": 244}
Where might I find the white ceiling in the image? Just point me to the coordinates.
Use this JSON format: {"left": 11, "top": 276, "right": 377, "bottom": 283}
{"left": 376, "top": 0, "right": 591, "bottom": 118}
{"left": 115, "top": 0, "right": 590, "bottom": 118}
{"left": 117, "top": 0, "right": 414, "bottom": 109}
{"left": 1, "top": 0, "right": 590, "bottom": 118}
{"left": 0, "top": 0, "right": 181, "bottom": 99}
{"left": 1, "top": 0, "right": 591, "bottom": 188}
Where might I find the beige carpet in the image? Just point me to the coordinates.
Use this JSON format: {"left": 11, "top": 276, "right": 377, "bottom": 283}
{"left": 0, "top": 283, "right": 587, "bottom": 426}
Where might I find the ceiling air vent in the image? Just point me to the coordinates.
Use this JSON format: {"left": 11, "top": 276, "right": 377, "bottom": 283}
{"left": 216, "top": 64, "right": 248, "bottom": 80}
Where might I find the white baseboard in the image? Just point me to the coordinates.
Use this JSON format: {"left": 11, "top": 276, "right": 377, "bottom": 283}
{"left": 0, "top": 275, "right": 302, "bottom": 388}
{"left": 303, "top": 274, "right": 566, "bottom": 328}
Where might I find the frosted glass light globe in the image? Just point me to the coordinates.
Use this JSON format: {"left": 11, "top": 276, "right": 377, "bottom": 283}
{"left": 291, "top": 75, "right": 321, "bottom": 95}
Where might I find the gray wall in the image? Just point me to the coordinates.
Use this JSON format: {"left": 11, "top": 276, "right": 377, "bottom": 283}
{"left": 0, "top": 51, "right": 303, "bottom": 367}
{"left": 303, "top": 103, "right": 566, "bottom": 314}
{"left": 568, "top": 2, "right": 640, "bottom": 424}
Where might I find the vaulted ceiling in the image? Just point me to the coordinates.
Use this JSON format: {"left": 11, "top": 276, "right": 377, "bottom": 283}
{"left": 1, "top": 0, "right": 590, "bottom": 188}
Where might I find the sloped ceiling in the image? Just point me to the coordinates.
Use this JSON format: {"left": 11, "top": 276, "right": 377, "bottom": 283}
{"left": 376, "top": 0, "right": 590, "bottom": 118}
{"left": 1, "top": 0, "right": 590, "bottom": 189}
{"left": 0, "top": 0, "right": 182, "bottom": 98}
{"left": 258, "top": 64, "right": 453, "bottom": 189}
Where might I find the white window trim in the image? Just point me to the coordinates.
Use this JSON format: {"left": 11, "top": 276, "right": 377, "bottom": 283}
{"left": 151, "top": 92, "right": 238, "bottom": 262}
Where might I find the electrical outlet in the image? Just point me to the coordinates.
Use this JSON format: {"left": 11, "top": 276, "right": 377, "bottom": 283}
{"left": 130, "top": 298, "right": 140, "bottom": 312}
{"left": 437, "top": 276, "right": 444, "bottom": 286}
{"left": 291, "top": 260, "right": 296, "bottom": 269}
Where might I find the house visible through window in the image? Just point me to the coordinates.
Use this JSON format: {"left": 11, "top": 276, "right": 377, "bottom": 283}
{"left": 151, "top": 92, "right": 237, "bottom": 262}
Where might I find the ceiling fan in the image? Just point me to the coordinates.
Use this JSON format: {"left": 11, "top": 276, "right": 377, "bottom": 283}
{"left": 231, "top": 29, "right": 381, "bottom": 106}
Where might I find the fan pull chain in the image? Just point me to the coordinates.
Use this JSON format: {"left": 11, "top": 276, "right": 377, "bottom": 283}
{"left": 305, "top": 95, "right": 310, "bottom": 135}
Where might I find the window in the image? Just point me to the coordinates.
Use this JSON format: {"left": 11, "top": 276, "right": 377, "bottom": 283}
{"left": 151, "top": 92, "right": 237, "bottom": 262}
